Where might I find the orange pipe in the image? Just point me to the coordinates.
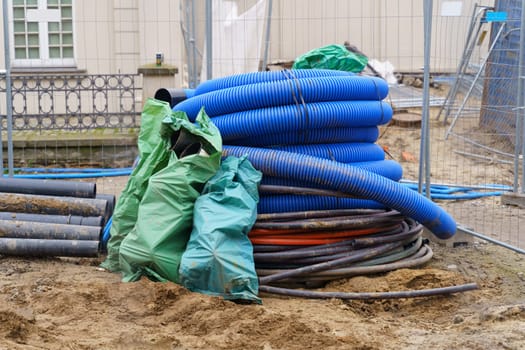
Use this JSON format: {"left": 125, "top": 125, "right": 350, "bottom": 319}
{"left": 249, "top": 224, "right": 401, "bottom": 245}
{"left": 249, "top": 224, "right": 400, "bottom": 237}
{"left": 250, "top": 236, "right": 349, "bottom": 245}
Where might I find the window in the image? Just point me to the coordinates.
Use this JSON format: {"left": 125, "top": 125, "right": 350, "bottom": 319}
{"left": 11, "top": 0, "right": 75, "bottom": 68}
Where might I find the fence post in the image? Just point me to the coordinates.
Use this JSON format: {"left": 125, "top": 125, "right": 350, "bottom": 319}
{"left": 419, "top": 0, "right": 433, "bottom": 197}
{"left": 2, "top": 0, "right": 14, "bottom": 177}
{"left": 515, "top": 1, "right": 525, "bottom": 194}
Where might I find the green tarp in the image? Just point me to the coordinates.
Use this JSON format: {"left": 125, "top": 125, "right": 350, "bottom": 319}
{"left": 179, "top": 156, "right": 262, "bottom": 303}
{"left": 100, "top": 100, "right": 222, "bottom": 283}
{"left": 292, "top": 44, "right": 368, "bottom": 72}
{"left": 100, "top": 98, "right": 173, "bottom": 272}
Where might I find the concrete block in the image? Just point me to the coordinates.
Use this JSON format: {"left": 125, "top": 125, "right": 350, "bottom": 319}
{"left": 501, "top": 192, "right": 525, "bottom": 209}
{"left": 422, "top": 227, "right": 476, "bottom": 248}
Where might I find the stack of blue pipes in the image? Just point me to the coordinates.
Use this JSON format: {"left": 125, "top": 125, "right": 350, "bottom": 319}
{"left": 172, "top": 69, "right": 456, "bottom": 241}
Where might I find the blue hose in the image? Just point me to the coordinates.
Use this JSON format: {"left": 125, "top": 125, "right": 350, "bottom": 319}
{"left": 102, "top": 216, "right": 113, "bottom": 245}
{"left": 212, "top": 101, "right": 392, "bottom": 141}
{"left": 174, "top": 76, "right": 389, "bottom": 120}
{"left": 194, "top": 69, "right": 353, "bottom": 95}
{"left": 401, "top": 183, "right": 506, "bottom": 200}
{"left": 6, "top": 169, "right": 133, "bottom": 179}
{"left": 223, "top": 146, "right": 456, "bottom": 239}
{"left": 12, "top": 167, "right": 133, "bottom": 173}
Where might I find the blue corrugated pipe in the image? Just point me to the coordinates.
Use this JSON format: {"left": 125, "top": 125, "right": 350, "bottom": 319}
{"left": 173, "top": 69, "right": 456, "bottom": 239}
{"left": 223, "top": 146, "right": 456, "bottom": 239}
{"left": 275, "top": 143, "right": 385, "bottom": 163}
{"left": 259, "top": 160, "right": 403, "bottom": 184}
{"left": 212, "top": 100, "right": 392, "bottom": 141}
{"left": 174, "top": 75, "right": 389, "bottom": 120}
{"left": 258, "top": 195, "right": 385, "bottom": 213}
{"left": 194, "top": 69, "right": 353, "bottom": 95}
{"left": 226, "top": 126, "right": 380, "bottom": 147}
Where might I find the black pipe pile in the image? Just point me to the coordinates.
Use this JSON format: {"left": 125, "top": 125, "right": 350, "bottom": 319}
{"left": 252, "top": 207, "right": 430, "bottom": 285}
{"left": 251, "top": 202, "right": 478, "bottom": 299}
{"left": 0, "top": 178, "right": 115, "bottom": 258}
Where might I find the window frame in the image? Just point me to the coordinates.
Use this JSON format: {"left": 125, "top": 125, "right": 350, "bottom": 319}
{"left": 9, "top": 0, "right": 77, "bottom": 69}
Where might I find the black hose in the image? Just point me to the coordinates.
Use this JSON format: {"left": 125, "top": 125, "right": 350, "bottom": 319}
{"left": 257, "top": 208, "right": 389, "bottom": 221}
{"left": 283, "top": 237, "right": 419, "bottom": 266}
{"left": 253, "top": 220, "right": 417, "bottom": 263}
{"left": 253, "top": 210, "right": 404, "bottom": 231}
{"left": 256, "top": 239, "right": 431, "bottom": 280}
{"left": 258, "top": 282, "right": 479, "bottom": 300}
{"left": 259, "top": 184, "right": 360, "bottom": 198}
{"left": 259, "top": 240, "right": 405, "bottom": 284}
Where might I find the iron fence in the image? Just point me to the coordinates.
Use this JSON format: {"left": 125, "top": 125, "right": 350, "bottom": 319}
{"left": 0, "top": 74, "right": 141, "bottom": 131}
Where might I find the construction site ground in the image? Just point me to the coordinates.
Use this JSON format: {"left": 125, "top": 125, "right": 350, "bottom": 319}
{"left": 1, "top": 106, "right": 525, "bottom": 350}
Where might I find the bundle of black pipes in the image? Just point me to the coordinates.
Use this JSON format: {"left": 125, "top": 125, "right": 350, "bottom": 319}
{"left": 0, "top": 178, "right": 115, "bottom": 257}
{"left": 165, "top": 69, "right": 477, "bottom": 299}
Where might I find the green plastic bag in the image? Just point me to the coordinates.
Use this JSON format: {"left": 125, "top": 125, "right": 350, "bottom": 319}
{"left": 118, "top": 109, "right": 222, "bottom": 283}
{"left": 100, "top": 98, "right": 173, "bottom": 272}
{"left": 292, "top": 44, "right": 368, "bottom": 72}
{"left": 179, "top": 156, "right": 262, "bottom": 303}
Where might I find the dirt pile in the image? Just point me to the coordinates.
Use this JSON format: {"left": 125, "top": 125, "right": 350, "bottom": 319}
{"left": 1, "top": 242, "right": 524, "bottom": 349}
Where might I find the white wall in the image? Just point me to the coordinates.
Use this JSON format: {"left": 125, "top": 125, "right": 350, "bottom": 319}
{"left": 1, "top": 0, "right": 495, "bottom": 82}
{"left": 269, "top": 0, "right": 494, "bottom": 73}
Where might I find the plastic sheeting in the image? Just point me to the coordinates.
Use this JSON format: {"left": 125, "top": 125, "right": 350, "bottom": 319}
{"left": 293, "top": 44, "right": 368, "bottom": 73}
{"left": 179, "top": 156, "right": 262, "bottom": 303}
{"left": 201, "top": 0, "right": 268, "bottom": 79}
{"left": 101, "top": 103, "right": 222, "bottom": 279}
{"left": 101, "top": 98, "right": 173, "bottom": 272}
{"left": 118, "top": 109, "right": 222, "bottom": 283}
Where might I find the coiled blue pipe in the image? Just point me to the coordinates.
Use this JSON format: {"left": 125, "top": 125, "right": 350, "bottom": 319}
{"left": 226, "top": 126, "right": 379, "bottom": 146}
{"left": 194, "top": 69, "right": 353, "bottom": 95}
{"left": 174, "top": 76, "right": 389, "bottom": 120}
{"left": 273, "top": 143, "right": 385, "bottom": 163}
{"left": 258, "top": 195, "right": 385, "bottom": 213}
{"left": 258, "top": 160, "right": 401, "bottom": 183}
{"left": 212, "top": 101, "right": 392, "bottom": 141}
{"left": 223, "top": 146, "right": 456, "bottom": 239}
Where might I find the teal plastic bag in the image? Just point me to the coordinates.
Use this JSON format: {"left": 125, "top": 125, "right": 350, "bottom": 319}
{"left": 292, "top": 44, "right": 368, "bottom": 72}
{"left": 118, "top": 108, "right": 222, "bottom": 283}
{"left": 101, "top": 98, "right": 173, "bottom": 272}
{"left": 179, "top": 156, "right": 262, "bottom": 303}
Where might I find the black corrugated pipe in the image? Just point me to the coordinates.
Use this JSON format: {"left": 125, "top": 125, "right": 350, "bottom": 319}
{"left": 0, "top": 220, "right": 101, "bottom": 241}
{"left": 95, "top": 193, "right": 116, "bottom": 223}
{"left": 0, "top": 192, "right": 108, "bottom": 217}
{"left": 0, "top": 238, "right": 99, "bottom": 257}
{"left": 154, "top": 88, "right": 189, "bottom": 108}
{"left": 0, "top": 212, "right": 103, "bottom": 227}
{"left": 0, "top": 178, "right": 96, "bottom": 198}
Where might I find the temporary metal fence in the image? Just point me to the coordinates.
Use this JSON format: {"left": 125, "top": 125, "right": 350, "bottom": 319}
{"left": 1, "top": 0, "right": 523, "bottom": 251}
{"left": 428, "top": 0, "right": 524, "bottom": 251}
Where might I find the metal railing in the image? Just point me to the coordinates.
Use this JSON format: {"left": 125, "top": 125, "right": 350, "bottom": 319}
{"left": 0, "top": 74, "right": 141, "bottom": 131}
